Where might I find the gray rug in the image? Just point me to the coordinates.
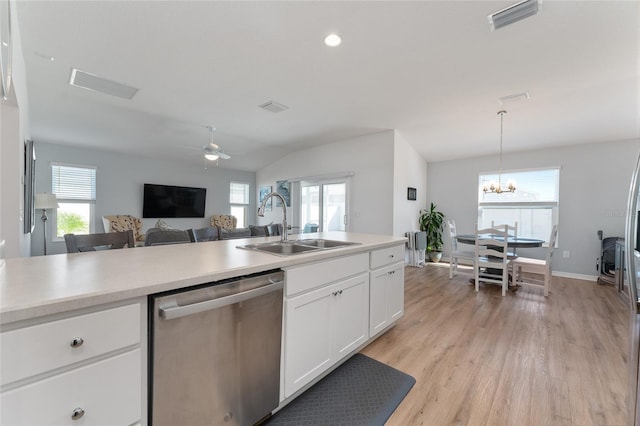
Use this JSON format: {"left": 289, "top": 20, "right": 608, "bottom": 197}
{"left": 264, "top": 353, "right": 416, "bottom": 426}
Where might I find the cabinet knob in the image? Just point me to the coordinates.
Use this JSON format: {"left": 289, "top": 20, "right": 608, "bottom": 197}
{"left": 70, "top": 337, "right": 84, "bottom": 348}
{"left": 71, "top": 407, "right": 85, "bottom": 420}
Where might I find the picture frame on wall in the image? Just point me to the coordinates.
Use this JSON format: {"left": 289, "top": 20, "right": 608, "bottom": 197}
{"left": 259, "top": 185, "right": 272, "bottom": 212}
{"left": 276, "top": 180, "right": 291, "bottom": 207}
{"left": 23, "top": 140, "right": 35, "bottom": 233}
{"left": 407, "top": 187, "right": 417, "bottom": 201}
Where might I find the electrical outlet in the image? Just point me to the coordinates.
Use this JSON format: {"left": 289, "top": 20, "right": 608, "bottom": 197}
{"left": 562, "top": 250, "right": 570, "bottom": 259}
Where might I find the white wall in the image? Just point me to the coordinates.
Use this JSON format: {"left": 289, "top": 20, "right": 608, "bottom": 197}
{"left": 393, "top": 131, "right": 427, "bottom": 236}
{"left": 427, "top": 139, "right": 640, "bottom": 279}
{"left": 256, "top": 131, "right": 396, "bottom": 235}
{"left": 0, "top": 0, "right": 31, "bottom": 258}
{"left": 32, "top": 142, "right": 256, "bottom": 256}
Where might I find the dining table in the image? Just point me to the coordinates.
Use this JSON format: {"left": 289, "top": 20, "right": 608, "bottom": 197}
{"left": 456, "top": 233, "right": 545, "bottom": 288}
{"left": 455, "top": 234, "right": 545, "bottom": 249}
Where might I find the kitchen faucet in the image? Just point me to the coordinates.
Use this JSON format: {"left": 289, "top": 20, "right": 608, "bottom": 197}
{"left": 258, "top": 192, "right": 288, "bottom": 241}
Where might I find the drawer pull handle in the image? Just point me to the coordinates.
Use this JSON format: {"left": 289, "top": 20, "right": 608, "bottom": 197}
{"left": 332, "top": 290, "right": 344, "bottom": 296}
{"left": 71, "top": 407, "right": 85, "bottom": 420}
{"left": 70, "top": 337, "right": 84, "bottom": 348}
{"left": 389, "top": 254, "right": 394, "bottom": 258}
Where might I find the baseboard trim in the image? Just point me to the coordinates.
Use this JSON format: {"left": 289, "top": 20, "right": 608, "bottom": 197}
{"left": 441, "top": 256, "right": 599, "bottom": 282}
{"left": 552, "top": 271, "right": 598, "bottom": 282}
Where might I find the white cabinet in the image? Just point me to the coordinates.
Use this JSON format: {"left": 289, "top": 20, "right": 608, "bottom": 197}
{"left": 369, "top": 244, "right": 405, "bottom": 337}
{"left": 283, "top": 253, "right": 369, "bottom": 398}
{"left": 369, "top": 261, "right": 405, "bottom": 337}
{"left": 0, "top": 300, "right": 146, "bottom": 426}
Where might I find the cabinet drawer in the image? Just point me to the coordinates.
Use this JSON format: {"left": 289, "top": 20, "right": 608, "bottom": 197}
{"left": 370, "top": 244, "right": 405, "bottom": 269}
{"left": 285, "top": 253, "right": 368, "bottom": 296}
{"left": 1, "top": 349, "right": 141, "bottom": 426}
{"left": 1, "top": 303, "right": 141, "bottom": 386}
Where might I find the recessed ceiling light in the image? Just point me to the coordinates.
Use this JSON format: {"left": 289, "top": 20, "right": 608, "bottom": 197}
{"left": 324, "top": 33, "right": 342, "bottom": 47}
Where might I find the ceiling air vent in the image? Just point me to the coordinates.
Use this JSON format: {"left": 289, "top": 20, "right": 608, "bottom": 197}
{"left": 69, "top": 68, "right": 138, "bottom": 100}
{"left": 488, "top": 0, "right": 540, "bottom": 31}
{"left": 498, "top": 92, "right": 530, "bottom": 105}
{"left": 259, "top": 100, "right": 289, "bottom": 113}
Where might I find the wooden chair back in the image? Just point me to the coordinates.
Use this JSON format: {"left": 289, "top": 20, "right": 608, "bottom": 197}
{"left": 474, "top": 225, "right": 510, "bottom": 296}
{"left": 491, "top": 220, "right": 518, "bottom": 258}
{"left": 64, "top": 230, "right": 135, "bottom": 253}
{"left": 188, "top": 227, "right": 219, "bottom": 242}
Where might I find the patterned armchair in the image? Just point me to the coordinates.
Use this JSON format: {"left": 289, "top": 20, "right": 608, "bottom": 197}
{"left": 102, "top": 215, "right": 145, "bottom": 244}
{"left": 210, "top": 214, "right": 237, "bottom": 230}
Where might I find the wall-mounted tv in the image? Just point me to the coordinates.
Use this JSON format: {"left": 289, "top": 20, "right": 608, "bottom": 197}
{"left": 143, "top": 183, "right": 206, "bottom": 218}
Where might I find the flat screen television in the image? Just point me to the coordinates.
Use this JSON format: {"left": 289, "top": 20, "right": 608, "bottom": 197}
{"left": 143, "top": 183, "right": 206, "bottom": 218}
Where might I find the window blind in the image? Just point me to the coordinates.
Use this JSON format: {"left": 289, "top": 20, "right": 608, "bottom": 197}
{"left": 230, "top": 182, "right": 249, "bottom": 205}
{"left": 52, "top": 164, "right": 97, "bottom": 201}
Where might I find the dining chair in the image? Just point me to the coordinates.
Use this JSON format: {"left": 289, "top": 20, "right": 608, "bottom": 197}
{"left": 511, "top": 225, "right": 559, "bottom": 296}
{"left": 491, "top": 220, "right": 518, "bottom": 259}
{"left": 474, "top": 225, "right": 510, "bottom": 296}
{"left": 447, "top": 220, "right": 475, "bottom": 279}
{"left": 64, "top": 230, "right": 135, "bottom": 253}
{"left": 188, "top": 226, "right": 219, "bottom": 242}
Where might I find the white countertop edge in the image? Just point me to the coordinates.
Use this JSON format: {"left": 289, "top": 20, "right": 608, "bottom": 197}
{"left": 1, "top": 232, "right": 407, "bottom": 324}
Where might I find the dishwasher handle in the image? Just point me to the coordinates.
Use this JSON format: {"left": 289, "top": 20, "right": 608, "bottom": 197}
{"left": 159, "top": 279, "right": 284, "bottom": 320}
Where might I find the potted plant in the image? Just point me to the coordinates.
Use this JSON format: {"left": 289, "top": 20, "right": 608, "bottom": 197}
{"left": 419, "top": 202, "right": 445, "bottom": 262}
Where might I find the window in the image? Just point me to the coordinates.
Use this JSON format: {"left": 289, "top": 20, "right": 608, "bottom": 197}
{"left": 230, "top": 182, "right": 250, "bottom": 228}
{"left": 301, "top": 180, "right": 348, "bottom": 232}
{"left": 478, "top": 168, "right": 559, "bottom": 245}
{"left": 51, "top": 163, "right": 97, "bottom": 239}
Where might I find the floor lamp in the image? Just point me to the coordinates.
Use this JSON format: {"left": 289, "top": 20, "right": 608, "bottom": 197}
{"left": 34, "top": 193, "right": 59, "bottom": 256}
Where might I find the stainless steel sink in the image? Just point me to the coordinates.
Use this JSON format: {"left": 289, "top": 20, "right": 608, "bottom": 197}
{"left": 238, "top": 239, "right": 360, "bottom": 256}
{"left": 241, "top": 241, "right": 320, "bottom": 256}
{"left": 294, "top": 239, "right": 360, "bottom": 249}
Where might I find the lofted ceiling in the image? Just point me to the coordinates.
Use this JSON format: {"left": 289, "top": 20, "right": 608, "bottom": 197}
{"left": 14, "top": 1, "right": 639, "bottom": 172}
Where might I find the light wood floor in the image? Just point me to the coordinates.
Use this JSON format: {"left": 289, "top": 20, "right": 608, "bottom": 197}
{"left": 361, "top": 263, "right": 629, "bottom": 426}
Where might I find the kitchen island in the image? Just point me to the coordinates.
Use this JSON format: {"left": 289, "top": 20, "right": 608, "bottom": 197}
{"left": 0, "top": 232, "right": 406, "bottom": 425}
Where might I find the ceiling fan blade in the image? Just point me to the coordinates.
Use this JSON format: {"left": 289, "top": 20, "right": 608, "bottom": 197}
{"left": 217, "top": 152, "right": 231, "bottom": 160}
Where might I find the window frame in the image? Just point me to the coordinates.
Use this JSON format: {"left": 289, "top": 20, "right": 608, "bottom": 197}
{"left": 229, "top": 181, "right": 250, "bottom": 228}
{"left": 51, "top": 162, "right": 97, "bottom": 242}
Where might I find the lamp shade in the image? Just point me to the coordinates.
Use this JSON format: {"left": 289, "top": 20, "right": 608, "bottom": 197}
{"left": 34, "top": 193, "right": 59, "bottom": 209}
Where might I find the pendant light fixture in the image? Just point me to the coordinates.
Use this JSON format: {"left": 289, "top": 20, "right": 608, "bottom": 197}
{"left": 483, "top": 110, "right": 516, "bottom": 194}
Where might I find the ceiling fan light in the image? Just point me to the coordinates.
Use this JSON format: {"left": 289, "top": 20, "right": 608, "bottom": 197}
{"left": 204, "top": 153, "right": 219, "bottom": 161}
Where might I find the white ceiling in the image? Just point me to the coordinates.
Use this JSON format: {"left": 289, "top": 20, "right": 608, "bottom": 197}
{"left": 14, "top": 1, "right": 639, "bottom": 172}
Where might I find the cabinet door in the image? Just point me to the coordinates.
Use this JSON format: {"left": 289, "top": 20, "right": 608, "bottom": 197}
{"left": 369, "top": 263, "right": 405, "bottom": 337}
{"left": 332, "top": 273, "right": 369, "bottom": 359}
{"left": 388, "top": 263, "right": 405, "bottom": 322}
{"left": 370, "top": 267, "right": 390, "bottom": 336}
{"left": 283, "top": 285, "right": 333, "bottom": 398}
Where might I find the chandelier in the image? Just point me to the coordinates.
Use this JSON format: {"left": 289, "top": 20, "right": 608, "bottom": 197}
{"left": 483, "top": 110, "right": 516, "bottom": 194}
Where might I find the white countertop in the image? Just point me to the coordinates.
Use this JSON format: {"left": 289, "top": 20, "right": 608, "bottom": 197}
{"left": 0, "top": 232, "right": 406, "bottom": 324}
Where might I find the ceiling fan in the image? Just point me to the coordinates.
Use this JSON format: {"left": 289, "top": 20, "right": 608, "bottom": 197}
{"left": 203, "top": 126, "right": 231, "bottom": 161}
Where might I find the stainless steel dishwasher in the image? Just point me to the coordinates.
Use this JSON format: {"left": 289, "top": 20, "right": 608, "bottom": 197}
{"left": 149, "top": 269, "right": 284, "bottom": 426}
